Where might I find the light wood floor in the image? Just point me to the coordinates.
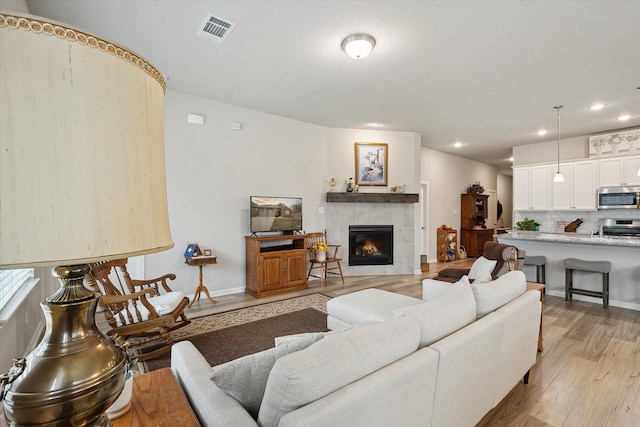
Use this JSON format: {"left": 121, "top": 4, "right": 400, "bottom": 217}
{"left": 184, "top": 259, "right": 640, "bottom": 427}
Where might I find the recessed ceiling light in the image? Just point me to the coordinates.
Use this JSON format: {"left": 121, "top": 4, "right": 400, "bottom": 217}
{"left": 537, "top": 130, "right": 547, "bottom": 136}
{"left": 454, "top": 142, "right": 462, "bottom": 148}
{"left": 618, "top": 114, "right": 631, "bottom": 121}
{"left": 590, "top": 103, "right": 605, "bottom": 111}
{"left": 508, "top": 157, "right": 514, "bottom": 162}
{"left": 368, "top": 121, "right": 383, "bottom": 127}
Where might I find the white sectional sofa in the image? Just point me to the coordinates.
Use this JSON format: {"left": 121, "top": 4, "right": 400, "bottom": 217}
{"left": 171, "top": 270, "right": 541, "bottom": 427}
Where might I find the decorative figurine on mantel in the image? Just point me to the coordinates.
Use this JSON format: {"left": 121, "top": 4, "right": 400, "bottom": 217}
{"left": 329, "top": 177, "right": 337, "bottom": 192}
{"left": 345, "top": 177, "right": 355, "bottom": 192}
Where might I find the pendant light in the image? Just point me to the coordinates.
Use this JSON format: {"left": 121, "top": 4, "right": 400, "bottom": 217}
{"left": 553, "top": 105, "right": 565, "bottom": 183}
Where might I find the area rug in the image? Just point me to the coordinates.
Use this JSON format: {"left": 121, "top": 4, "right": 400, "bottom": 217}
{"left": 140, "top": 293, "right": 330, "bottom": 372}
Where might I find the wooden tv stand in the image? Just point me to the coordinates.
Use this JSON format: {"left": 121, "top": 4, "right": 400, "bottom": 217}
{"left": 245, "top": 234, "right": 308, "bottom": 298}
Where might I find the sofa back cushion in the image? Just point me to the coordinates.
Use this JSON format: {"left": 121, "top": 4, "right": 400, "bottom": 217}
{"left": 471, "top": 270, "right": 527, "bottom": 317}
{"left": 257, "top": 316, "right": 421, "bottom": 427}
{"left": 394, "top": 276, "right": 476, "bottom": 348}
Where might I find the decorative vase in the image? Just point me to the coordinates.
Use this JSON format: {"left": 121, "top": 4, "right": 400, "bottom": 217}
{"left": 106, "top": 376, "right": 133, "bottom": 420}
{"left": 316, "top": 250, "right": 327, "bottom": 262}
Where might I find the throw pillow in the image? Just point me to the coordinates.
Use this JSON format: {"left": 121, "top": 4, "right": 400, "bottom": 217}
{"left": 209, "top": 333, "right": 323, "bottom": 419}
{"left": 421, "top": 279, "right": 452, "bottom": 301}
{"left": 257, "top": 316, "right": 421, "bottom": 427}
{"left": 472, "top": 273, "right": 492, "bottom": 284}
{"left": 471, "top": 270, "right": 527, "bottom": 317}
{"left": 468, "top": 256, "right": 497, "bottom": 280}
{"left": 393, "top": 276, "right": 476, "bottom": 348}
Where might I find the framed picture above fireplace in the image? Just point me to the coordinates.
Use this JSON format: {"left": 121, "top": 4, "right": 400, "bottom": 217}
{"left": 355, "top": 142, "right": 388, "bottom": 186}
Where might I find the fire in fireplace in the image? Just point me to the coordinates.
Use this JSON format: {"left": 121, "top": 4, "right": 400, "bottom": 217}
{"left": 349, "top": 225, "right": 393, "bottom": 266}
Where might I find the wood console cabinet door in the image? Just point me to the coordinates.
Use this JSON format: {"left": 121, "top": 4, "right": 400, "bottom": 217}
{"left": 245, "top": 235, "right": 308, "bottom": 298}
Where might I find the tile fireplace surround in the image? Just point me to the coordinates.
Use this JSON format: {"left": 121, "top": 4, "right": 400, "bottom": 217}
{"left": 325, "top": 193, "right": 420, "bottom": 276}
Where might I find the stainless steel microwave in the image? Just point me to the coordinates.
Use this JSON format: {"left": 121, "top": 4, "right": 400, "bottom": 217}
{"left": 597, "top": 186, "right": 640, "bottom": 209}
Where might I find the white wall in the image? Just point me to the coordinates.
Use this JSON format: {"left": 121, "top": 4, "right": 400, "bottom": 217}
{"left": 145, "top": 91, "right": 328, "bottom": 296}
{"left": 513, "top": 135, "right": 589, "bottom": 166}
{"left": 421, "top": 147, "right": 498, "bottom": 261}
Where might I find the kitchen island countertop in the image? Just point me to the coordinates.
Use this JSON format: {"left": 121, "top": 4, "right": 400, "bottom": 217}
{"left": 498, "top": 231, "right": 640, "bottom": 248}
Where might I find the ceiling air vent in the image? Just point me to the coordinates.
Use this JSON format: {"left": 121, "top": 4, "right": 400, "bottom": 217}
{"left": 196, "top": 13, "right": 236, "bottom": 44}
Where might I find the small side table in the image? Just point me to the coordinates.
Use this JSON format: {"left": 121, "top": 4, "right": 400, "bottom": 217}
{"left": 185, "top": 255, "right": 217, "bottom": 307}
{"left": 112, "top": 368, "right": 199, "bottom": 426}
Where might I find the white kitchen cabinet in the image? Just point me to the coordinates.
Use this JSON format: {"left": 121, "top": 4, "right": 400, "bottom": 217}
{"left": 552, "top": 160, "right": 597, "bottom": 210}
{"left": 598, "top": 155, "right": 640, "bottom": 186}
{"left": 513, "top": 165, "right": 552, "bottom": 210}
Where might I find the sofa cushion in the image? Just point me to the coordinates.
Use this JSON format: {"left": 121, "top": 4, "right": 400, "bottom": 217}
{"left": 472, "top": 273, "right": 493, "bottom": 284}
{"left": 209, "top": 332, "right": 323, "bottom": 419}
{"left": 394, "top": 276, "right": 476, "bottom": 348}
{"left": 257, "top": 316, "right": 421, "bottom": 427}
{"left": 471, "top": 270, "right": 527, "bottom": 317}
{"left": 274, "top": 332, "right": 325, "bottom": 347}
{"left": 326, "top": 288, "right": 422, "bottom": 325}
{"left": 468, "top": 256, "right": 497, "bottom": 280}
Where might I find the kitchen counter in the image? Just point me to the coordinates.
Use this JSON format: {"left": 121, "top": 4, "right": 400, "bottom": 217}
{"left": 497, "top": 231, "right": 640, "bottom": 311}
{"left": 499, "top": 230, "right": 640, "bottom": 248}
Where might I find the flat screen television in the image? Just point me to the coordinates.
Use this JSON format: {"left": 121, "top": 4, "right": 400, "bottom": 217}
{"left": 250, "top": 196, "right": 303, "bottom": 234}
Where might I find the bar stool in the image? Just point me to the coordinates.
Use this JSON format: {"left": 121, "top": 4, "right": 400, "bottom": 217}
{"left": 564, "top": 258, "right": 611, "bottom": 308}
{"left": 524, "top": 255, "right": 546, "bottom": 284}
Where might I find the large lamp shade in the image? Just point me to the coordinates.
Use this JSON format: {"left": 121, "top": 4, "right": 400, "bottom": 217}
{"left": 0, "top": 12, "right": 173, "bottom": 426}
{"left": 0, "top": 13, "right": 173, "bottom": 268}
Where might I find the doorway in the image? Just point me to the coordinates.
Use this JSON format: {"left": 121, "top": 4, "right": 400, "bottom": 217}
{"left": 420, "top": 182, "right": 430, "bottom": 264}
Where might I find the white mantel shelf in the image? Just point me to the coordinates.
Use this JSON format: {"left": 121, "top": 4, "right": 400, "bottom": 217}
{"left": 326, "top": 192, "right": 419, "bottom": 203}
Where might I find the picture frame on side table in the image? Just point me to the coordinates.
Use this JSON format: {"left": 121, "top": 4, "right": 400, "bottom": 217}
{"left": 355, "top": 142, "right": 388, "bottom": 186}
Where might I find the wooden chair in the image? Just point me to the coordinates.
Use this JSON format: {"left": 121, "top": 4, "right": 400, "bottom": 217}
{"left": 85, "top": 259, "right": 191, "bottom": 361}
{"left": 305, "top": 231, "right": 344, "bottom": 286}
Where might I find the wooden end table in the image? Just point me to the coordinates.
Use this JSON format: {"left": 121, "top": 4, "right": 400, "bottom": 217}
{"left": 112, "top": 367, "right": 199, "bottom": 426}
{"left": 526, "top": 282, "right": 545, "bottom": 352}
{"left": 185, "top": 255, "right": 217, "bottom": 307}
{"left": 0, "top": 368, "right": 198, "bottom": 427}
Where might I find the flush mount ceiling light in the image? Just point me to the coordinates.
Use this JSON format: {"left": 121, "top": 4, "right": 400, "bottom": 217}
{"left": 590, "top": 103, "right": 605, "bottom": 111}
{"left": 341, "top": 33, "right": 376, "bottom": 59}
{"left": 537, "top": 129, "right": 547, "bottom": 136}
{"left": 454, "top": 141, "right": 462, "bottom": 148}
{"left": 618, "top": 114, "right": 631, "bottom": 121}
{"left": 553, "top": 105, "right": 565, "bottom": 183}
{"left": 368, "top": 121, "right": 383, "bottom": 127}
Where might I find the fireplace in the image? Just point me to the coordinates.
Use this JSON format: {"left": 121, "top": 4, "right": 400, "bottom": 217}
{"left": 349, "top": 225, "right": 393, "bottom": 266}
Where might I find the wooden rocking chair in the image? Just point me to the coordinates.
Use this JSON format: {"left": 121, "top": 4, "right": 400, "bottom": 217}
{"left": 85, "top": 259, "right": 191, "bottom": 361}
{"left": 305, "top": 231, "right": 345, "bottom": 286}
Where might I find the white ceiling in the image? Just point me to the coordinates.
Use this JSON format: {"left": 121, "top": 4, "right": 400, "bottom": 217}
{"left": 22, "top": 0, "right": 640, "bottom": 172}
